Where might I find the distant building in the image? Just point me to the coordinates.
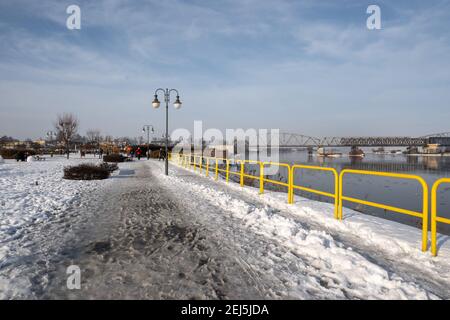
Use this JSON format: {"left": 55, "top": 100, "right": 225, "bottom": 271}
{"left": 34, "top": 139, "right": 47, "bottom": 146}
{"left": 2, "top": 141, "right": 26, "bottom": 149}
{"left": 423, "top": 144, "right": 444, "bottom": 154}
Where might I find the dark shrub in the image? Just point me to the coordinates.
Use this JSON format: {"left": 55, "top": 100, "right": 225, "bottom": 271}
{"left": 64, "top": 164, "right": 110, "bottom": 180}
{"left": 15, "top": 151, "right": 27, "bottom": 162}
{"left": 1, "top": 149, "right": 36, "bottom": 160}
{"left": 0, "top": 149, "right": 16, "bottom": 159}
{"left": 99, "top": 162, "right": 119, "bottom": 173}
{"left": 103, "top": 153, "right": 127, "bottom": 163}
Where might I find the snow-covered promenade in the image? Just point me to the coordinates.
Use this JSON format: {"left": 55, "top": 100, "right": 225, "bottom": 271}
{"left": 1, "top": 157, "right": 450, "bottom": 299}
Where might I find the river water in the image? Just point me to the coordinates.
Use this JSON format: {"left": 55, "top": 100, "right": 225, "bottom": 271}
{"left": 225, "top": 148, "right": 450, "bottom": 235}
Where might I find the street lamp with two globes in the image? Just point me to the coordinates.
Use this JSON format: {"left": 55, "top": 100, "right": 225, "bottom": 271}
{"left": 152, "top": 88, "right": 182, "bottom": 175}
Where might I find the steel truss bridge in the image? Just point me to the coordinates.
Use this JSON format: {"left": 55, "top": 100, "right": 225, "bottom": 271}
{"left": 261, "top": 132, "right": 450, "bottom": 148}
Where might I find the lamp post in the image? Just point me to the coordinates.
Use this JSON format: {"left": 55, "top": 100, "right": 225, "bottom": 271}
{"left": 46, "top": 131, "right": 57, "bottom": 157}
{"left": 152, "top": 88, "right": 182, "bottom": 175}
{"left": 142, "top": 125, "right": 154, "bottom": 159}
{"left": 46, "top": 131, "right": 56, "bottom": 143}
{"left": 46, "top": 130, "right": 57, "bottom": 147}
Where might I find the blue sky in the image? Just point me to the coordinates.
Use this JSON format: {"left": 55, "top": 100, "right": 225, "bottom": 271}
{"left": 0, "top": 0, "right": 449, "bottom": 139}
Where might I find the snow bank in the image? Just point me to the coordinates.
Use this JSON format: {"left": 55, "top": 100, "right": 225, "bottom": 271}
{"left": 26, "top": 156, "right": 35, "bottom": 162}
{"left": 0, "top": 156, "right": 4, "bottom": 164}
{"left": 166, "top": 161, "right": 450, "bottom": 258}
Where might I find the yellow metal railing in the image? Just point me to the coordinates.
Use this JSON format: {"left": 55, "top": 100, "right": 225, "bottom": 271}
{"left": 431, "top": 178, "right": 450, "bottom": 256}
{"left": 291, "top": 165, "right": 339, "bottom": 218}
{"left": 214, "top": 157, "right": 231, "bottom": 182}
{"left": 169, "top": 153, "right": 444, "bottom": 255}
{"left": 184, "top": 154, "right": 229, "bottom": 181}
{"left": 236, "top": 160, "right": 264, "bottom": 193}
{"left": 262, "top": 162, "right": 292, "bottom": 203}
{"left": 339, "top": 169, "right": 429, "bottom": 252}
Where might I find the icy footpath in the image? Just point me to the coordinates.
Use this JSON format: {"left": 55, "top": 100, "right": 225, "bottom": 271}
{"left": 153, "top": 160, "right": 450, "bottom": 299}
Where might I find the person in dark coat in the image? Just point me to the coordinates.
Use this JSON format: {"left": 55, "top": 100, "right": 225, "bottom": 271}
{"left": 158, "top": 148, "right": 166, "bottom": 161}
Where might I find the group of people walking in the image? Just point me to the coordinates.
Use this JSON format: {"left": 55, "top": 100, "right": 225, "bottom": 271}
{"left": 128, "top": 147, "right": 166, "bottom": 161}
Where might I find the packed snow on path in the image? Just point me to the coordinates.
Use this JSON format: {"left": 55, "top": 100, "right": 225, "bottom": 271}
{"left": 1, "top": 157, "right": 450, "bottom": 299}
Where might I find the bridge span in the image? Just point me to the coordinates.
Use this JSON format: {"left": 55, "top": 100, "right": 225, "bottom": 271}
{"left": 262, "top": 132, "right": 450, "bottom": 148}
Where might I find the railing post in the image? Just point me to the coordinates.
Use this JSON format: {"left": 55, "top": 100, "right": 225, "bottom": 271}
{"left": 240, "top": 161, "right": 244, "bottom": 187}
{"left": 338, "top": 171, "right": 344, "bottom": 220}
{"left": 432, "top": 180, "right": 439, "bottom": 256}
{"left": 334, "top": 171, "right": 339, "bottom": 219}
{"left": 215, "top": 159, "right": 219, "bottom": 180}
{"left": 226, "top": 159, "right": 230, "bottom": 183}
{"left": 199, "top": 156, "right": 203, "bottom": 173}
{"left": 421, "top": 179, "right": 429, "bottom": 253}
{"left": 288, "top": 166, "right": 293, "bottom": 204}
{"left": 259, "top": 162, "right": 264, "bottom": 194}
{"left": 206, "top": 158, "right": 209, "bottom": 177}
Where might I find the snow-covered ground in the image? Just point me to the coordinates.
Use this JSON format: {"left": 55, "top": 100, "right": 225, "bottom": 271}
{"left": 0, "top": 155, "right": 113, "bottom": 297}
{"left": 0, "top": 156, "right": 449, "bottom": 299}
{"left": 0, "top": 155, "right": 108, "bottom": 244}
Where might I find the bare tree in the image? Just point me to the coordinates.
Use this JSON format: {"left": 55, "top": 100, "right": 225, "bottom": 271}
{"left": 55, "top": 113, "right": 79, "bottom": 159}
{"left": 103, "top": 135, "right": 113, "bottom": 143}
{"left": 86, "top": 129, "right": 101, "bottom": 144}
{"left": 86, "top": 129, "right": 101, "bottom": 157}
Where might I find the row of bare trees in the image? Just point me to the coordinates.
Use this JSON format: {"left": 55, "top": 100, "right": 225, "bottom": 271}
{"left": 53, "top": 113, "right": 139, "bottom": 159}
{"left": 54, "top": 114, "right": 109, "bottom": 159}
